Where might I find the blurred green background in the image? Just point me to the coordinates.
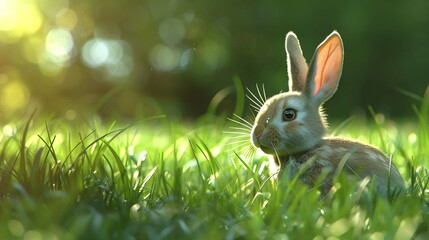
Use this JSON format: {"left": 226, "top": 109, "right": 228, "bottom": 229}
{"left": 0, "top": 0, "right": 428, "bottom": 122}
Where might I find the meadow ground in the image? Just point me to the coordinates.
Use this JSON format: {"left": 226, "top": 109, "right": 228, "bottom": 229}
{"left": 0, "top": 102, "right": 428, "bottom": 239}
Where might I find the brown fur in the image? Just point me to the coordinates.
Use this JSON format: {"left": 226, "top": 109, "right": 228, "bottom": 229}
{"left": 272, "top": 138, "right": 404, "bottom": 195}
{"left": 284, "top": 121, "right": 303, "bottom": 131}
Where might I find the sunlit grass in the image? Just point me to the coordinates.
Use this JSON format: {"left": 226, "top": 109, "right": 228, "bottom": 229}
{"left": 0, "top": 104, "right": 428, "bottom": 239}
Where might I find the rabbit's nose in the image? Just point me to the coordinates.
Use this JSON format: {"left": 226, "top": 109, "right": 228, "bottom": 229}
{"left": 253, "top": 125, "right": 264, "bottom": 139}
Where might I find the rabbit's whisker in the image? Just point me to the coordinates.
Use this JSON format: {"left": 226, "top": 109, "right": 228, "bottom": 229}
{"left": 223, "top": 131, "right": 250, "bottom": 136}
{"left": 226, "top": 136, "right": 250, "bottom": 141}
{"left": 250, "top": 104, "right": 261, "bottom": 111}
{"left": 227, "top": 139, "right": 252, "bottom": 144}
{"left": 229, "top": 126, "right": 251, "bottom": 132}
{"left": 231, "top": 114, "right": 254, "bottom": 127}
{"left": 277, "top": 142, "right": 292, "bottom": 156}
{"left": 261, "top": 84, "right": 267, "bottom": 101}
{"left": 246, "top": 87, "right": 264, "bottom": 108}
{"left": 227, "top": 143, "right": 253, "bottom": 152}
{"left": 256, "top": 84, "right": 267, "bottom": 103}
{"left": 243, "top": 146, "right": 256, "bottom": 158}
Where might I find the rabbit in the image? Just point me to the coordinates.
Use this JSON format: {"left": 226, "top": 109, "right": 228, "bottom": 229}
{"left": 250, "top": 31, "right": 405, "bottom": 196}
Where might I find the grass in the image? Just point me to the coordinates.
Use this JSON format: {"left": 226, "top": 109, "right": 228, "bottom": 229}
{"left": 0, "top": 97, "right": 429, "bottom": 239}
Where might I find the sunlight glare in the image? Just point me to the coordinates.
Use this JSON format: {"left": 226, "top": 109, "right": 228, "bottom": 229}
{"left": 128, "top": 146, "right": 135, "bottom": 156}
{"left": 0, "top": 0, "right": 43, "bottom": 43}
{"left": 375, "top": 113, "right": 385, "bottom": 124}
{"left": 408, "top": 133, "right": 417, "bottom": 144}
{"left": 2, "top": 81, "right": 30, "bottom": 109}
{"left": 65, "top": 109, "right": 77, "bottom": 120}
{"left": 139, "top": 150, "right": 147, "bottom": 162}
{"left": 130, "top": 203, "right": 141, "bottom": 220}
{"left": 81, "top": 38, "right": 134, "bottom": 79}
{"left": 149, "top": 44, "right": 181, "bottom": 71}
{"left": 198, "top": 39, "right": 228, "bottom": 71}
{"left": 0, "top": 0, "right": 17, "bottom": 31}
{"left": 38, "top": 54, "right": 64, "bottom": 76}
{"left": 45, "top": 28, "right": 74, "bottom": 63}
{"left": 159, "top": 18, "right": 186, "bottom": 45}
{"left": 3, "top": 124, "right": 15, "bottom": 136}
{"left": 0, "top": 71, "right": 30, "bottom": 112}
{"left": 7, "top": 220, "right": 24, "bottom": 237}
{"left": 179, "top": 48, "right": 194, "bottom": 69}
{"left": 82, "top": 38, "right": 110, "bottom": 68}
{"left": 328, "top": 218, "right": 350, "bottom": 236}
{"left": 23, "top": 230, "right": 43, "bottom": 240}
{"left": 104, "top": 41, "right": 134, "bottom": 78}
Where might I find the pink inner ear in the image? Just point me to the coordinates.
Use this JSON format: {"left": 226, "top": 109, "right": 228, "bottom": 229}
{"left": 313, "top": 37, "right": 343, "bottom": 96}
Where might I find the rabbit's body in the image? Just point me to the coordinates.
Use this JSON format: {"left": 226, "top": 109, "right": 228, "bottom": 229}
{"left": 251, "top": 31, "right": 405, "bottom": 195}
{"left": 271, "top": 138, "right": 404, "bottom": 195}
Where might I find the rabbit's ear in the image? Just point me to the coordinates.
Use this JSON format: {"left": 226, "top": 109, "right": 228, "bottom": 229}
{"left": 305, "top": 31, "right": 343, "bottom": 106}
{"left": 286, "top": 32, "right": 308, "bottom": 92}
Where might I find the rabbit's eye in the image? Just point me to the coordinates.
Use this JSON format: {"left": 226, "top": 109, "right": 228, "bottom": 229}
{"left": 283, "top": 108, "right": 297, "bottom": 121}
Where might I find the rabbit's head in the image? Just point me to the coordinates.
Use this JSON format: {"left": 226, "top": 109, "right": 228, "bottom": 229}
{"left": 251, "top": 31, "right": 344, "bottom": 156}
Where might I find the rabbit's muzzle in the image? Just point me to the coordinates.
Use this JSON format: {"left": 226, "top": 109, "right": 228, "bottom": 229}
{"left": 252, "top": 124, "right": 280, "bottom": 154}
